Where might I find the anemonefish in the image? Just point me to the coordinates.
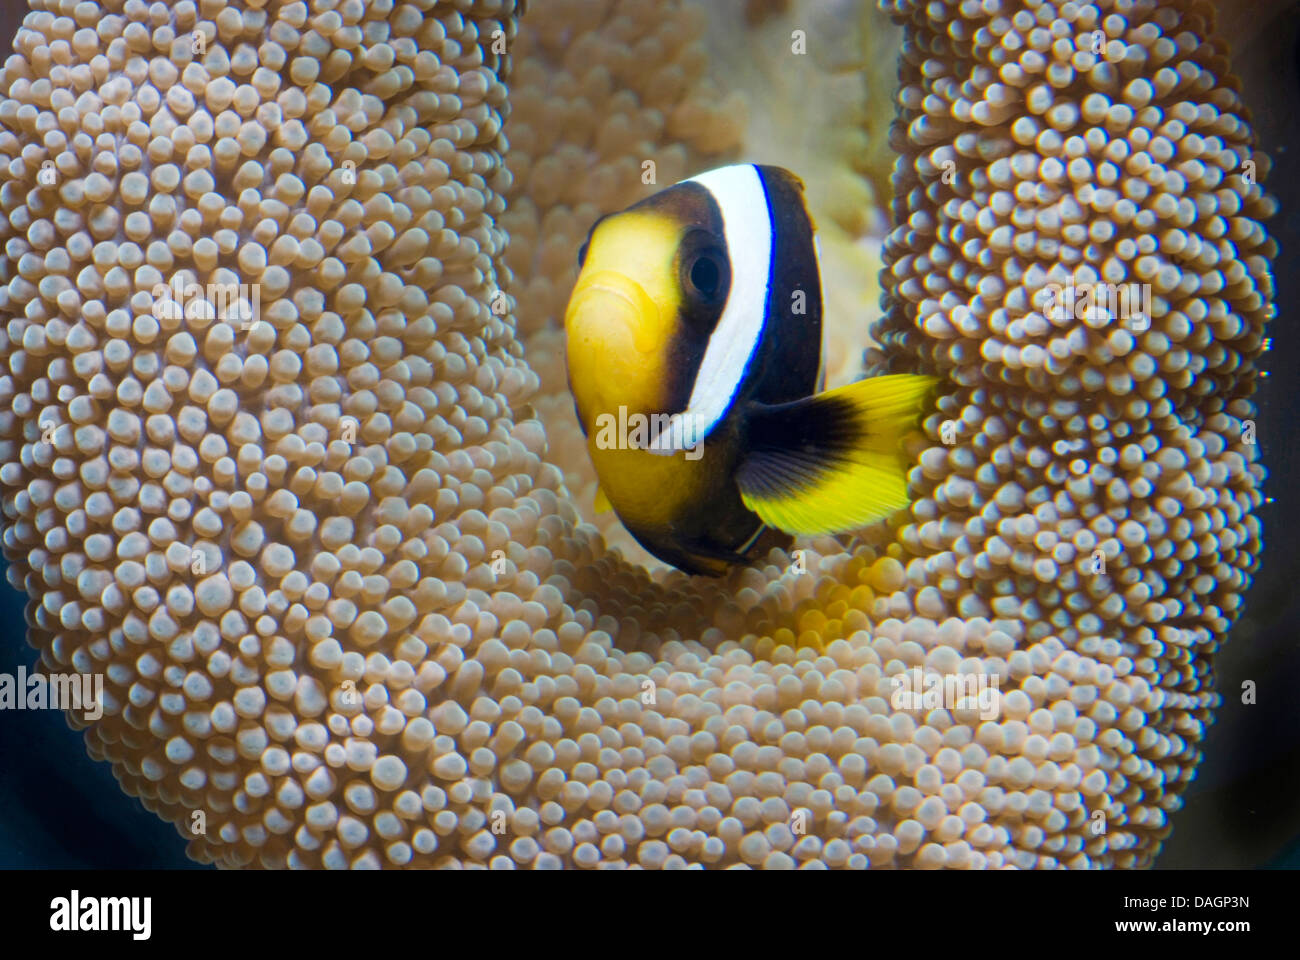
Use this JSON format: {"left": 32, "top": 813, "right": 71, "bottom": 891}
{"left": 564, "top": 163, "right": 937, "bottom": 575}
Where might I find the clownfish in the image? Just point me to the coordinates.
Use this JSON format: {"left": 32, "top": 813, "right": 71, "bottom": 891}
{"left": 564, "top": 163, "right": 937, "bottom": 575}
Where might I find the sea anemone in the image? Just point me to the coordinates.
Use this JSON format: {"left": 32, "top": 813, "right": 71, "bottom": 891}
{"left": 0, "top": 0, "right": 1273, "bottom": 869}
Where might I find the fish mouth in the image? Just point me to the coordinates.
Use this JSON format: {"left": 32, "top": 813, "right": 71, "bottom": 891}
{"left": 565, "top": 270, "right": 661, "bottom": 355}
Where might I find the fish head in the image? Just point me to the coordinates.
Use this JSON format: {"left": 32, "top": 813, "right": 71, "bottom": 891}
{"left": 564, "top": 209, "right": 687, "bottom": 425}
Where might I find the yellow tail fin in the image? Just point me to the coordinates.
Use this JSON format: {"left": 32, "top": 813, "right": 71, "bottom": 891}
{"left": 735, "top": 374, "right": 938, "bottom": 535}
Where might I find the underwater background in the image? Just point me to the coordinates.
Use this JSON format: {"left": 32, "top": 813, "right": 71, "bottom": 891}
{"left": 0, "top": 0, "right": 1296, "bottom": 868}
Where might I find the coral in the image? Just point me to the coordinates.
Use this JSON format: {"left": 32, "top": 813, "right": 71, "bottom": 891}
{"left": 0, "top": 0, "right": 534, "bottom": 867}
{"left": 0, "top": 0, "right": 1273, "bottom": 870}
{"left": 869, "top": 0, "right": 1274, "bottom": 862}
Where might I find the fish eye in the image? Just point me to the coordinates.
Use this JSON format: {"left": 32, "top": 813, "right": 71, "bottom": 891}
{"left": 688, "top": 251, "right": 723, "bottom": 298}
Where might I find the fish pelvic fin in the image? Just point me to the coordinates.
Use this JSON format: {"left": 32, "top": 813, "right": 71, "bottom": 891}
{"left": 735, "top": 373, "right": 939, "bottom": 536}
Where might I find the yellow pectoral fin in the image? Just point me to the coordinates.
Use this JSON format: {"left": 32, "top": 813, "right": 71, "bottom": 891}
{"left": 593, "top": 484, "right": 613, "bottom": 514}
{"left": 736, "top": 373, "right": 939, "bottom": 536}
